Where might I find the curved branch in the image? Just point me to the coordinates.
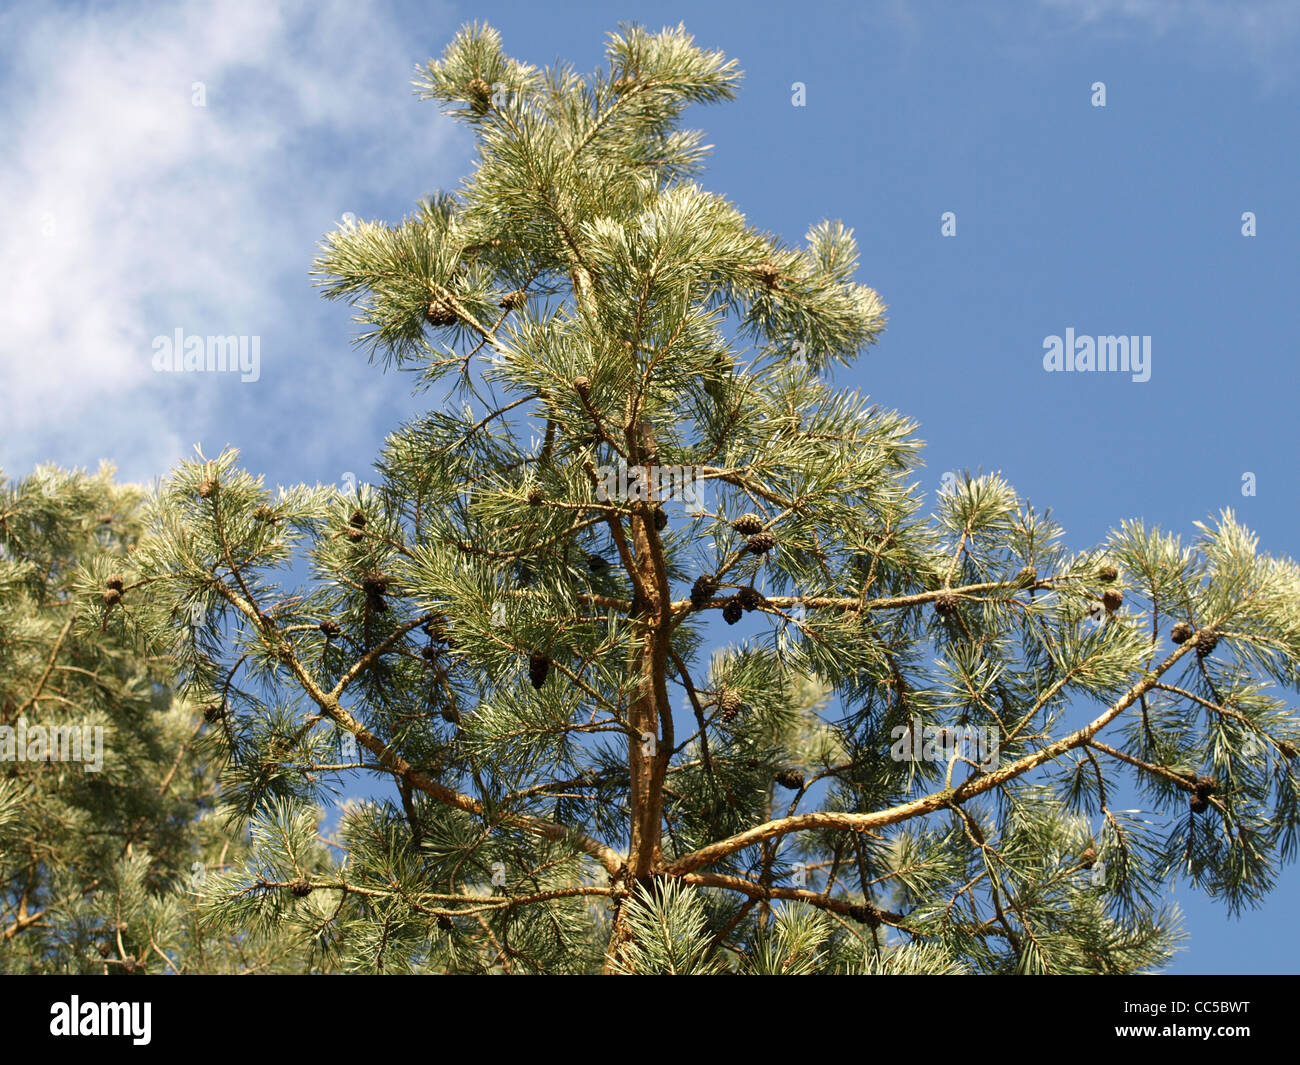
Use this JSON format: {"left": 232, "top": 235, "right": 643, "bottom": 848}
{"left": 665, "top": 641, "right": 1196, "bottom": 876}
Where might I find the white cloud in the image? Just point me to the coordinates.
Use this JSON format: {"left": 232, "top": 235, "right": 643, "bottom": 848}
{"left": 0, "top": 0, "right": 465, "bottom": 484}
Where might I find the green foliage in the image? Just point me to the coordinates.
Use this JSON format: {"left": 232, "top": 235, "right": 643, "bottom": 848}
{"left": 13, "top": 21, "right": 1299, "bottom": 975}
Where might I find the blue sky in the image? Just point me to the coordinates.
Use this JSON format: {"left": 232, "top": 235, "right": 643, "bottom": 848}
{"left": 2, "top": 0, "right": 1297, "bottom": 973}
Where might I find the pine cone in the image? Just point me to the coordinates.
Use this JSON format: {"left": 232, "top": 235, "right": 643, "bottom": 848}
{"left": 722, "top": 598, "right": 743, "bottom": 625}
{"left": 746, "top": 531, "right": 776, "bottom": 555}
{"left": 1097, "top": 564, "right": 1118, "bottom": 582}
{"left": 934, "top": 592, "right": 959, "bottom": 617}
{"left": 1170, "top": 621, "right": 1194, "bottom": 644}
{"left": 652, "top": 506, "right": 668, "bottom": 532}
{"left": 288, "top": 878, "right": 313, "bottom": 898}
{"left": 529, "top": 652, "right": 551, "bottom": 690}
{"left": 499, "top": 289, "right": 526, "bottom": 311}
{"left": 426, "top": 299, "right": 457, "bottom": 327}
{"left": 467, "top": 77, "right": 492, "bottom": 108}
{"left": 1278, "top": 740, "right": 1298, "bottom": 761}
{"left": 424, "top": 615, "right": 450, "bottom": 644}
{"left": 737, "top": 586, "right": 764, "bottom": 613}
{"left": 437, "top": 914, "right": 453, "bottom": 931}
{"left": 718, "top": 689, "right": 743, "bottom": 722}
{"left": 105, "top": 573, "right": 125, "bottom": 592}
{"left": 774, "top": 768, "right": 805, "bottom": 790}
{"left": 101, "top": 588, "right": 122, "bottom": 608}
{"left": 586, "top": 553, "right": 609, "bottom": 573}
{"left": 440, "top": 705, "right": 462, "bottom": 725}
{"left": 1015, "top": 566, "right": 1037, "bottom": 587}
{"left": 96, "top": 942, "right": 112, "bottom": 959}
{"left": 527, "top": 488, "right": 544, "bottom": 506}
{"left": 1101, "top": 589, "right": 1123, "bottom": 613}
{"left": 202, "top": 704, "right": 224, "bottom": 724}
{"left": 197, "top": 478, "right": 219, "bottom": 499}
{"left": 253, "top": 505, "right": 275, "bottom": 523}
{"left": 690, "top": 574, "right": 719, "bottom": 610}
{"left": 846, "top": 904, "right": 880, "bottom": 928}
{"left": 362, "top": 572, "right": 389, "bottom": 613}
{"left": 732, "top": 513, "right": 765, "bottom": 536}
{"left": 1189, "top": 774, "right": 1216, "bottom": 813}
{"left": 1195, "top": 628, "right": 1219, "bottom": 658}
{"left": 319, "top": 619, "right": 341, "bottom": 637}
{"left": 572, "top": 376, "right": 591, "bottom": 397}
{"left": 1080, "top": 845, "right": 1097, "bottom": 869}
{"left": 754, "top": 258, "right": 781, "bottom": 288}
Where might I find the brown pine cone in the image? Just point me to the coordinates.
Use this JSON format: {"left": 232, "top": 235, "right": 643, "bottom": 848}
{"left": 1195, "top": 629, "right": 1219, "bottom": 658}
{"left": 934, "top": 592, "right": 959, "bottom": 617}
{"left": 846, "top": 904, "right": 881, "bottom": 929}
{"left": 690, "top": 574, "right": 719, "bottom": 610}
{"left": 426, "top": 299, "right": 457, "bottom": 326}
{"left": 774, "top": 768, "right": 805, "bottom": 790}
{"left": 467, "top": 77, "right": 492, "bottom": 108}
{"left": 754, "top": 259, "right": 781, "bottom": 288}
{"left": 529, "top": 653, "right": 551, "bottom": 690}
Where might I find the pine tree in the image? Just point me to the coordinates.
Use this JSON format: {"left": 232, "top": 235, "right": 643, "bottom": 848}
{"left": 0, "top": 465, "right": 329, "bottom": 973}
{"left": 107, "top": 22, "right": 1299, "bottom": 974}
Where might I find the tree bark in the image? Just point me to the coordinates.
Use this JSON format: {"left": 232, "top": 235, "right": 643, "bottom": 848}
{"left": 604, "top": 415, "right": 673, "bottom": 972}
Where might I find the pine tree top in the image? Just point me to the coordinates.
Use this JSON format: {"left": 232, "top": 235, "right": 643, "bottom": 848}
{"left": 24, "top": 21, "right": 1299, "bottom": 975}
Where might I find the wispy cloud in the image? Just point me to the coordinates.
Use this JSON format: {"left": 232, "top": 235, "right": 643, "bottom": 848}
{"left": 0, "top": 0, "right": 464, "bottom": 483}
{"left": 1039, "top": 0, "right": 1300, "bottom": 84}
